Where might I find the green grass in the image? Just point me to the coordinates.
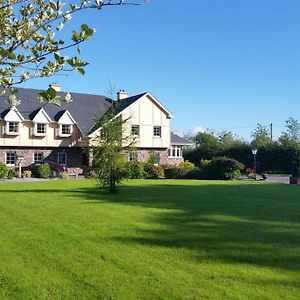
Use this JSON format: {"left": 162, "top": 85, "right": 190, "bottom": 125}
{"left": 0, "top": 179, "right": 299, "bottom": 299}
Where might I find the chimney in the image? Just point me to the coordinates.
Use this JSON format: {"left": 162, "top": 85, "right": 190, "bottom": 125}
{"left": 117, "top": 89, "right": 128, "bottom": 101}
{"left": 49, "top": 82, "right": 61, "bottom": 92}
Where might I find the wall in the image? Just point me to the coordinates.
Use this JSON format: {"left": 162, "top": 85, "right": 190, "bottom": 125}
{"left": 0, "top": 120, "right": 81, "bottom": 148}
{"left": 121, "top": 94, "right": 171, "bottom": 149}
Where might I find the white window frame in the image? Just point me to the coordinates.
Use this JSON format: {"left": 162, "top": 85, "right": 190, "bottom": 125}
{"left": 153, "top": 126, "right": 161, "bottom": 137}
{"left": 6, "top": 121, "right": 19, "bottom": 135}
{"left": 34, "top": 123, "right": 47, "bottom": 136}
{"left": 5, "top": 152, "right": 16, "bottom": 166}
{"left": 59, "top": 124, "right": 72, "bottom": 137}
{"left": 128, "top": 152, "right": 138, "bottom": 162}
{"left": 131, "top": 125, "right": 140, "bottom": 137}
{"left": 58, "top": 152, "right": 67, "bottom": 166}
{"left": 33, "top": 152, "right": 44, "bottom": 163}
{"left": 168, "top": 145, "right": 182, "bottom": 158}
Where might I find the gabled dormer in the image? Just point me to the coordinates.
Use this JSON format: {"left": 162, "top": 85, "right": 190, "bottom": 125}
{"left": 3, "top": 106, "right": 24, "bottom": 135}
{"left": 55, "top": 110, "right": 76, "bottom": 137}
{"left": 30, "top": 108, "right": 52, "bottom": 136}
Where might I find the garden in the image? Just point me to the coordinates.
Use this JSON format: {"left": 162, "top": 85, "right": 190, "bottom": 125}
{"left": 0, "top": 179, "right": 299, "bottom": 299}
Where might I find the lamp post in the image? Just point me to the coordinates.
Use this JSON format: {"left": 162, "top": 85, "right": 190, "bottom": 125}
{"left": 17, "top": 155, "right": 24, "bottom": 178}
{"left": 251, "top": 148, "right": 258, "bottom": 180}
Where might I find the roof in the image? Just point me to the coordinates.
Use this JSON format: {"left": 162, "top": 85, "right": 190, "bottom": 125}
{"left": 0, "top": 88, "right": 113, "bottom": 135}
{"left": 171, "top": 132, "right": 194, "bottom": 145}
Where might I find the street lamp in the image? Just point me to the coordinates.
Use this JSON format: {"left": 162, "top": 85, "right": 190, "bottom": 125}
{"left": 251, "top": 148, "right": 258, "bottom": 180}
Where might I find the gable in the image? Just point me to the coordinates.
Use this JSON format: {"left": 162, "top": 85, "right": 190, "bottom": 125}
{"left": 3, "top": 107, "right": 24, "bottom": 122}
{"left": 56, "top": 110, "right": 76, "bottom": 125}
{"left": 32, "top": 108, "right": 51, "bottom": 123}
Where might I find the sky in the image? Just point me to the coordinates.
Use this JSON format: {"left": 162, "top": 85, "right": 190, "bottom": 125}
{"left": 21, "top": 0, "right": 300, "bottom": 141}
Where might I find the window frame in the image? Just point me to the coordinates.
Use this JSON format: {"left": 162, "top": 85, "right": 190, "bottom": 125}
{"left": 34, "top": 123, "right": 47, "bottom": 136}
{"left": 59, "top": 124, "right": 72, "bottom": 137}
{"left": 153, "top": 126, "right": 161, "bottom": 137}
{"left": 5, "top": 152, "right": 16, "bottom": 166}
{"left": 168, "top": 145, "right": 182, "bottom": 158}
{"left": 6, "top": 121, "right": 19, "bottom": 135}
{"left": 57, "top": 152, "right": 67, "bottom": 166}
{"left": 131, "top": 125, "right": 140, "bottom": 137}
{"left": 33, "top": 152, "right": 44, "bottom": 163}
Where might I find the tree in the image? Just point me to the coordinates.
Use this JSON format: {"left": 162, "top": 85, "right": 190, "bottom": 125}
{"left": 250, "top": 123, "right": 272, "bottom": 147}
{"left": 281, "top": 117, "right": 300, "bottom": 143}
{"left": 0, "top": 0, "right": 148, "bottom": 104}
{"left": 92, "top": 107, "right": 134, "bottom": 193}
{"left": 217, "top": 131, "right": 244, "bottom": 149}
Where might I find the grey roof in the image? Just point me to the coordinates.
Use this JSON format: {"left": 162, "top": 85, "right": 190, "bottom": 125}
{"left": 0, "top": 87, "right": 113, "bottom": 136}
{"left": 171, "top": 132, "right": 193, "bottom": 145}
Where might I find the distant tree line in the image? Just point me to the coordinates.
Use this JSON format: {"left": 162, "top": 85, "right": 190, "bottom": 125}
{"left": 184, "top": 117, "right": 300, "bottom": 174}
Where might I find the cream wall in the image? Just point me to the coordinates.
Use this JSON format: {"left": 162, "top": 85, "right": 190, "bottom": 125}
{"left": 121, "top": 94, "right": 171, "bottom": 148}
{"left": 0, "top": 120, "right": 81, "bottom": 147}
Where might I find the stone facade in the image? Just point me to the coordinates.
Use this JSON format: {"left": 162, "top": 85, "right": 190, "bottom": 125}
{"left": 136, "top": 148, "right": 183, "bottom": 165}
{"left": 0, "top": 147, "right": 84, "bottom": 168}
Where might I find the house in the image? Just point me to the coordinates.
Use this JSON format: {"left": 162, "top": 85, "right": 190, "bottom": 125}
{"left": 0, "top": 86, "right": 192, "bottom": 170}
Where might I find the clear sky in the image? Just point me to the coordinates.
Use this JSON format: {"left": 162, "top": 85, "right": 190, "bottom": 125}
{"left": 21, "top": 0, "right": 300, "bottom": 141}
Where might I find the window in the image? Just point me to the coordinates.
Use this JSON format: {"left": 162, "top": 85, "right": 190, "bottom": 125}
{"left": 153, "top": 126, "right": 161, "bottom": 137}
{"left": 100, "top": 129, "right": 106, "bottom": 140}
{"left": 34, "top": 152, "right": 44, "bottom": 163}
{"left": 6, "top": 122, "right": 19, "bottom": 134}
{"left": 36, "top": 123, "right": 46, "bottom": 134}
{"left": 60, "top": 124, "right": 71, "bottom": 136}
{"left": 168, "top": 146, "right": 182, "bottom": 158}
{"left": 128, "top": 152, "right": 138, "bottom": 162}
{"left": 58, "top": 152, "right": 67, "bottom": 165}
{"left": 6, "top": 152, "right": 16, "bottom": 165}
{"left": 131, "top": 125, "right": 140, "bottom": 137}
{"left": 154, "top": 152, "right": 160, "bottom": 165}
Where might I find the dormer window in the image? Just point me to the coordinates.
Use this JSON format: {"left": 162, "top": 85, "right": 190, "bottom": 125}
{"left": 34, "top": 123, "right": 47, "bottom": 136}
{"left": 6, "top": 121, "right": 19, "bottom": 135}
{"left": 56, "top": 110, "right": 75, "bottom": 137}
{"left": 60, "top": 124, "right": 72, "bottom": 136}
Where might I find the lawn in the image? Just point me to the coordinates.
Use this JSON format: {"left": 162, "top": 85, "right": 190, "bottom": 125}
{"left": 0, "top": 179, "right": 299, "bottom": 299}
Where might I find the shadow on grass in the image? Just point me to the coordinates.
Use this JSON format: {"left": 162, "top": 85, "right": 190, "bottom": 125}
{"left": 2, "top": 181, "right": 300, "bottom": 272}
{"left": 69, "top": 182, "right": 300, "bottom": 272}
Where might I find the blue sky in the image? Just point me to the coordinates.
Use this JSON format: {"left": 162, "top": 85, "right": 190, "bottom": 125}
{"left": 22, "top": 0, "right": 300, "bottom": 141}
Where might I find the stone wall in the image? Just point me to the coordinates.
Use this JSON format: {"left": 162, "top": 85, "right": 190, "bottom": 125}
{"left": 0, "top": 147, "right": 84, "bottom": 168}
{"left": 136, "top": 148, "right": 183, "bottom": 165}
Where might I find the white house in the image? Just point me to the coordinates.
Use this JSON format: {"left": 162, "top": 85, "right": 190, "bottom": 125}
{"left": 0, "top": 86, "right": 192, "bottom": 170}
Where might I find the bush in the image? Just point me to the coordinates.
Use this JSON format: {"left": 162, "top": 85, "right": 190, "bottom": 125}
{"left": 184, "top": 167, "right": 203, "bottom": 179}
{"left": 23, "top": 170, "right": 32, "bottom": 178}
{"left": 163, "top": 166, "right": 180, "bottom": 179}
{"left": 7, "top": 168, "right": 17, "bottom": 179}
{"left": 0, "top": 162, "right": 9, "bottom": 179}
{"left": 146, "top": 165, "right": 164, "bottom": 179}
{"left": 33, "top": 163, "right": 51, "bottom": 178}
{"left": 291, "top": 164, "right": 300, "bottom": 177}
{"left": 202, "top": 157, "right": 244, "bottom": 180}
{"left": 125, "top": 162, "right": 146, "bottom": 179}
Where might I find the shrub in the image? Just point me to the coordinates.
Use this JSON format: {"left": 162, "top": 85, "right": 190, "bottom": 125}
{"left": 146, "top": 165, "right": 164, "bottom": 179}
{"left": 178, "top": 161, "right": 196, "bottom": 176}
{"left": 7, "top": 168, "right": 17, "bottom": 179}
{"left": 23, "top": 170, "right": 32, "bottom": 178}
{"left": 0, "top": 162, "right": 9, "bottom": 179}
{"left": 125, "top": 162, "right": 146, "bottom": 179}
{"left": 184, "top": 167, "right": 203, "bottom": 179}
{"left": 163, "top": 166, "right": 180, "bottom": 179}
{"left": 202, "top": 157, "right": 244, "bottom": 180}
{"left": 33, "top": 163, "right": 51, "bottom": 178}
{"left": 291, "top": 164, "right": 300, "bottom": 177}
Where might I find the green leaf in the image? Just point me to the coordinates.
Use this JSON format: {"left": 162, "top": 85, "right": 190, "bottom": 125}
{"left": 77, "top": 68, "right": 85, "bottom": 75}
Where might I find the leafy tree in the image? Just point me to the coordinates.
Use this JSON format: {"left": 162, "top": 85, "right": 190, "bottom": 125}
{"left": 0, "top": 0, "right": 148, "bottom": 104}
{"left": 218, "top": 131, "right": 244, "bottom": 149}
{"left": 250, "top": 123, "right": 272, "bottom": 147}
{"left": 281, "top": 117, "right": 300, "bottom": 143}
{"left": 92, "top": 109, "right": 134, "bottom": 193}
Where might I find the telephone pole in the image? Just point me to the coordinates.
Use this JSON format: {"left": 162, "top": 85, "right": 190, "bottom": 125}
{"left": 270, "top": 123, "right": 273, "bottom": 141}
